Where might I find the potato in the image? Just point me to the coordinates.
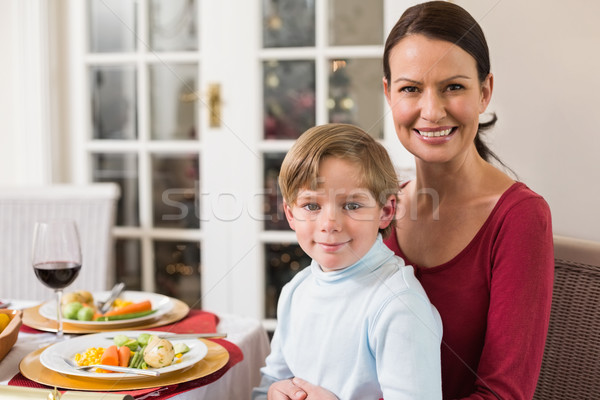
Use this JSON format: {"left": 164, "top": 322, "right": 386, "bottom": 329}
{"left": 61, "top": 290, "right": 94, "bottom": 305}
{"left": 61, "top": 292, "right": 84, "bottom": 305}
{"left": 143, "top": 338, "right": 175, "bottom": 368}
{"left": 77, "top": 290, "right": 94, "bottom": 304}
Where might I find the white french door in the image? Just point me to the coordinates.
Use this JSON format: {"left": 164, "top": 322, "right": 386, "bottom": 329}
{"left": 64, "top": 0, "right": 414, "bottom": 328}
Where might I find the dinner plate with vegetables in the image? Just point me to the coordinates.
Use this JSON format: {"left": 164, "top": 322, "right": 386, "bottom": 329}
{"left": 38, "top": 290, "right": 173, "bottom": 328}
{"left": 40, "top": 330, "right": 208, "bottom": 379}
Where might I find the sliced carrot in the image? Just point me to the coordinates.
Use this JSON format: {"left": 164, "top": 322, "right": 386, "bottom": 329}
{"left": 118, "top": 346, "right": 131, "bottom": 367}
{"left": 92, "top": 311, "right": 103, "bottom": 321}
{"left": 102, "top": 300, "right": 152, "bottom": 317}
{"left": 100, "top": 345, "right": 119, "bottom": 367}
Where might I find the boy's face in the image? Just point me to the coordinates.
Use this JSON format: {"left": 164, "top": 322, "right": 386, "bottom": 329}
{"left": 283, "top": 157, "right": 395, "bottom": 272}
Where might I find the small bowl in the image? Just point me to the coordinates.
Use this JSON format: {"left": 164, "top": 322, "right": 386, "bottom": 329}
{"left": 0, "top": 309, "right": 23, "bottom": 361}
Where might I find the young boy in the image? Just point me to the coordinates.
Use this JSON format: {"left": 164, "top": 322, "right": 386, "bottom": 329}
{"left": 252, "top": 124, "right": 442, "bottom": 400}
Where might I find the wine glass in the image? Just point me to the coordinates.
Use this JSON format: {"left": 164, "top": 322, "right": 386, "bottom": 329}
{"left": 32, "top": 219, "right": 82, "bottom": 341}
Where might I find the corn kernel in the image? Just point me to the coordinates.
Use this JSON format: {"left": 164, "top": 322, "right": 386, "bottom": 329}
{"left": 74, "top": 347, "right": 105, "bottom": 366}
{"left": 113, "top": 298, "right": 133, "bottom": 309}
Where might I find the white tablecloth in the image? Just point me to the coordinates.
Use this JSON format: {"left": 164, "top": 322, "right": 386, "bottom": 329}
{"left": 0, "top": 300, "right": 271, "bottom": 400}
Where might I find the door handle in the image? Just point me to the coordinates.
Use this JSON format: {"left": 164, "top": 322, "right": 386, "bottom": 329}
{"left": 207, "top": 83, "right": 221, "bottom": 128}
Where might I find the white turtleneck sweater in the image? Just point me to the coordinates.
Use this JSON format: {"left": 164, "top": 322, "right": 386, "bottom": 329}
{"left": 252, "top": 235, "right": 442, "bottom": 400}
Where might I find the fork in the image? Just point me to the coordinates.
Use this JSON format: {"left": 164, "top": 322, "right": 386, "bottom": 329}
{"left": 96, "top": 282, "right": 125, "bottom": 314}
{"left": 62, "top": 357, "right": 160, "bottom": 376}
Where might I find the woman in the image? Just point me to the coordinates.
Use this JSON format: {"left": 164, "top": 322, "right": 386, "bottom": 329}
{"left": 271, "top": 2, "right": 553, "bottom": 399}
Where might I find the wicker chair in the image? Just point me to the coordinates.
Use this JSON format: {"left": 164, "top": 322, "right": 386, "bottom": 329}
{"left": 0, "top": 184, "right": 120, "bottom": 301}
{"left": 533, "top": 235, "right": 600, "bottom": 399}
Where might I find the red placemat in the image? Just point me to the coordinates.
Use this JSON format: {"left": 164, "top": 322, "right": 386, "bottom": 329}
{"left": 19, "top": 324, "right": 46, "bottom": 334}
{"left": 19, "top": 309, "right": 219, "bottom": 334}
{"left": 11, "top": 310, "right": 244, "bottom": 399}
{"left": 145, "top": 309, "right": 219, "bottom": 334}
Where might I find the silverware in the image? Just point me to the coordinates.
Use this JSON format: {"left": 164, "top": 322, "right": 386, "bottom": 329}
{"left": 62, "top": 356, "right": 160, "bottom": 376}
{"left": 105, "top": 332, "right": 227, "bottom": 340}
{"left": 48, "top": 387, "right": 60, "bottom": 400}
{"left": 158, "top": 332, "right": 228, "bottom": 340}
{"left": 97, "top": 282, "right": 125, "bottom": 314}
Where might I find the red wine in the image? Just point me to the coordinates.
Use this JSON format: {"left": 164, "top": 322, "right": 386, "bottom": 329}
{"left": 34, "top": 262, "right": 81, "bottom": 289}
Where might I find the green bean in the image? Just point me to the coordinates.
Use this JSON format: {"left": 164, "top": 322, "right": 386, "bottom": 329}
{"left": 133, "top": 345, "right": 147, "bottom": 369}
{"left": 129, "top": 349, "right": 140, "bottom": 368}
{"left": 95, "top": 310, "right": 157, "bottom": 322}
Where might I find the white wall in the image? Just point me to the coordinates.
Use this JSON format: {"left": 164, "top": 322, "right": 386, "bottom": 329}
{"left": 0, "top": 0, "right": 51, "bottom": 185}
{"left": 0, "top": 1, "right": 20, "bottom": 184}
{"left": 457, "top": 0, "right": 600, "bottom": 242}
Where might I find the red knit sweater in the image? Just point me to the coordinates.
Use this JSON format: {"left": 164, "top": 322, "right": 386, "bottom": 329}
{"left": 384, "top": 182, "right": 553, "bottom": 400}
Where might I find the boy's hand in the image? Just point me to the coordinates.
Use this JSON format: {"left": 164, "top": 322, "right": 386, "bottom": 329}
{"left": 291, "top": 377, "right": 339, "bottom": 399}
{"left": 268, "top": 379, "right": 308, "bottom": 400}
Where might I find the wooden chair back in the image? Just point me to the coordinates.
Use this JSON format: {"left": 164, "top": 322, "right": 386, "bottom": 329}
{"left": 533, "top": 235, "right": 600, "bottom": 399}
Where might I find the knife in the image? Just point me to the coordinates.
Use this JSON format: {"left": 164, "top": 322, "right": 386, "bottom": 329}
{"left": 106, "top": 332, "right": 227, "bottom": 340}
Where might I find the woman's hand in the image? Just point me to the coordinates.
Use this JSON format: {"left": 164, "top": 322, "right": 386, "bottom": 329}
{"left": 267, "top": 379, "right": 307, "bottom": 400}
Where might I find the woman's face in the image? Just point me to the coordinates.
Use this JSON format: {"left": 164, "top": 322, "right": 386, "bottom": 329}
{"left": 383, "top": 34, "right": 493, "bottom": 166}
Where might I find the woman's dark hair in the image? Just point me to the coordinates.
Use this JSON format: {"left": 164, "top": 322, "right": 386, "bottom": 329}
{"left": 383, "top": 1, "right": 508, "bottom": 169}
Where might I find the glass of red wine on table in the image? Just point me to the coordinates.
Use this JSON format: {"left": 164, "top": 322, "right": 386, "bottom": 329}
{"left": 32, "top": 219, "right": 82, "bottom": 341}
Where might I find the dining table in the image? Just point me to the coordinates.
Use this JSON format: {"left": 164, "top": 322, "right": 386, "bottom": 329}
{"left": 0, "top": 299, "right": 271, "bottom": 400}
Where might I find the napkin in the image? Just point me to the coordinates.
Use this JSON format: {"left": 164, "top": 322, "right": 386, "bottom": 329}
{"left": 144, "top": 309, "right": 219, "bottom": 334}
{"left": 11, "top": 310, "right": 244, "bottom": 399}
{"left": 0, "top": 386, "right": 134, "bottom": 399}
{"left": 7, "top": 373, "right": 163, "bottom": 399}
{"left": 19, "top": 324, "right": 48, "bottom": 334}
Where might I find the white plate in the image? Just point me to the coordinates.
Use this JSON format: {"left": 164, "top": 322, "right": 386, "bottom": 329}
{"left": 39, "top": 291, "right": 173, "bottom": 327}
{"left": 40, "top": 330, "right": 208, "bottom": 379}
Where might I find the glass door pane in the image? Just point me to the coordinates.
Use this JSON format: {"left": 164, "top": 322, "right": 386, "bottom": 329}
{"left": 92, "top": 153, "right": 139, "bottom": 227}
{"left": 154, "top": 240, "right": 201, "bottom": 308}
{"left": 90, "top": 66, "right": 137, "bottom": 140}
{"left": 89, "top": 0, "right": 137, "bottom": 52}
{"left": 263, "top": 0, "right": 315, "bottom": 47}
{"left": 263, "top": 60, "right": 316, "bottom": 140}
{"left": 149, "top": 63, "right": 198, "bottom": 140}
{"left": 265, "top": 243, "right": 311, "bottom": 318}
{"left": 151, "top": 153, "right": 200, "bottom": 229}
{"left": 263, "top": 152, "right": 289, "bottom": 230}
{"left": 328, "top": 0, "right": 383, "bottom": 46}
{"left": 149, "top": 0, "right": 198, "bottom": 51}
{"left": 328, "top": 58, "right": 384, "bottom": 138}
{"left": 115, "top": 239, "right": 142, "bottom": 290}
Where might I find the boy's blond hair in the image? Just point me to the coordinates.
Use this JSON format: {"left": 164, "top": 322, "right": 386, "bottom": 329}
{"left": 278, "top": 123, "right": 398, "bottom": 238}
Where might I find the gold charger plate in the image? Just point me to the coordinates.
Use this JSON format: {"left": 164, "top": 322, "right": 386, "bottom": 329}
{"left": 19, "top": 339, "right": 229, "bottom": 391}
{"left": 23, "top": 298, "right": 190, "bottom": 334}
